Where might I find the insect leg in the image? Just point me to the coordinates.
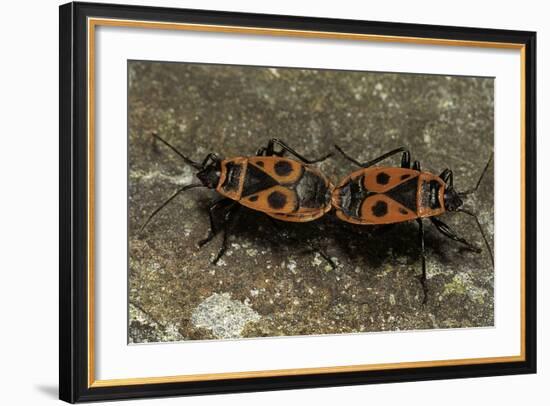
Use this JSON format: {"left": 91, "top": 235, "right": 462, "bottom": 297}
{"left": 200, "top": 153, "right": 220, "bottom": 167}
{"left": 416, "top": 218, "right": 429, "bottom": 304}
{"left": 401, "top": 151, "right": 411, "bottom": 168}
{"left": 256, "top": 145, "right": 283, "bottom": 157}
{"left": 334, "top": 145, "right": 409, "bottom": 168}
{"left": 198, "top": 198, "right": 235, "bottom": 247}
{"left": 256, "top": 146, "right": 268, "bottom": 156}
{"left": 266, "top": 218, "right": 336, "bottom": 269}
{"left": 412, "top": 160, "right": 421, "bottom": 171}
{"left": 263, "top": 139, "right": 333, "bottom": 163}
{"left": 430, "top": 217, "right": 482, "bottom": 253}
{"left": 212, "top": 205, "right": 241, "bottom": 265}
{"left": 262, "top": 140, "right": 284, "bottom": 157}
{"left": 457, "top": 208, "right": 494, "bottom": 266}
{"left": 439, "top": 168, "right": 454, "bottom": 187}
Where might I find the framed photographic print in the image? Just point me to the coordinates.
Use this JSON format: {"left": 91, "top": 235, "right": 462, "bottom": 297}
{"left": 59, "top": 1, "right": 537, "bottom": 403}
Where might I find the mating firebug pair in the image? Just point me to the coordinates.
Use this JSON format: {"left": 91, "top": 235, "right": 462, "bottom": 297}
{"left": 141, "top": 134, "right": 492, "bottom": 303}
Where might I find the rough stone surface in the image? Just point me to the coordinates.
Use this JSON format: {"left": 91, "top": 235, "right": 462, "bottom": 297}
{"left": 191, "top": 293, "right": 261, "bottom": 339}
{"left": 128, "top": 61, "right": 494, "bottom": 343}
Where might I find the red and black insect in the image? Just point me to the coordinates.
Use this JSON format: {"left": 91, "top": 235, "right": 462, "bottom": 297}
{"left": 140, "top": 134, "right": 334, "bottom": 265}
{"left": 332, "top": 145, "right": 494, "bottom": 303}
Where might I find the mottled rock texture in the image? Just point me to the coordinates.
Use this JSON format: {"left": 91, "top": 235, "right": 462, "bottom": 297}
{"left": 128, "top": 61, "right": 494, "bottom": 343}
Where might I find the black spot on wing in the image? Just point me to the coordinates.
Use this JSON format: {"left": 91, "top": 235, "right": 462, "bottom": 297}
{"left": 372, "top": 200, "right": 388, "bottom": 217}
{"left": 248, "top": 195, "right": 259, "bottom": 202}
{"left": 241, "top": 163, "right": 278, "bottom": 197}
{"left": 274, "top": 160, "right": 293, "bottom": 176}
{"left": 267, "top": 191, "right": 287, "bottom": 209}
{"left": 399, "top": 208, "right": 408, "bottom": 215}
{"left": 376, "top": 172, "right": 390, "bottom": 185}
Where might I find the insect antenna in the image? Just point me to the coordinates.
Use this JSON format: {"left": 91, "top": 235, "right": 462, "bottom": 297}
{"left": 139, "top": 183, "right": 204, "bottom": 233}
{"left": 458, "top": 153, "right": 493, "bottom": 197}
{"left": 457, "top": 208, "right": 494, "bottom": 266}
{"left": 151, "top": 132, "right": 203, "bottom": 170}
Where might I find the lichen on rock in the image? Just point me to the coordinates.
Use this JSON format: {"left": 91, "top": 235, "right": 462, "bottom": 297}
{"left": 191, "top": 293, "right": 261, "bottom": 339}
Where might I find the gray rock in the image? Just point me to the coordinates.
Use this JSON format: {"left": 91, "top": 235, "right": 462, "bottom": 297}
{"left": 128, "top": 61, "right": 494, "bottom": 342}
{"left": 191, "top": 293, "right": 261, "bottom": 339}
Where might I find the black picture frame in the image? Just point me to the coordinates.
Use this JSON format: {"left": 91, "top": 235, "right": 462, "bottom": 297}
{"left": 59, "top": 1, "right": 536, "bottom": 403}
